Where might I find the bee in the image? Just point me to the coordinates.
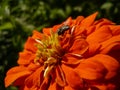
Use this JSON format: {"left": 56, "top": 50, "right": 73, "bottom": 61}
{"left": 57, "top": 25, "right": 70, "bottom": 35}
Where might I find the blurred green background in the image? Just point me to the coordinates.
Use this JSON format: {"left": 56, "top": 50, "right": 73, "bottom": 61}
{"left": 0, "top": 0, "right": 120, "bottom": 90}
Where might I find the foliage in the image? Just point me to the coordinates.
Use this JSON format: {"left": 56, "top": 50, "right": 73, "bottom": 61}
{"left": 0, "top": 0, "right": 120, "bottom": 89}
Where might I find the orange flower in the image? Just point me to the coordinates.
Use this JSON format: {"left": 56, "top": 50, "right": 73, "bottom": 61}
{"left": 5, "top": 12, "right": 120, "bottom": 90}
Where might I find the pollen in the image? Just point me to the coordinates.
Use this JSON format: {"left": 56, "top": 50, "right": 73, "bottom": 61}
{"left": 34, "top": 32, "right": 63, "bottom": 78}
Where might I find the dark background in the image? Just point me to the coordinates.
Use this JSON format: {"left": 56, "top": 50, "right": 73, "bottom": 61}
{"left": 0, "top": 0, "right": 120, "bottom": 90}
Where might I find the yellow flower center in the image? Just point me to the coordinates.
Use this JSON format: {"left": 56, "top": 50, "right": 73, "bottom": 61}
{"left": 34, "top": 32, "right": 64, "bottom": 78}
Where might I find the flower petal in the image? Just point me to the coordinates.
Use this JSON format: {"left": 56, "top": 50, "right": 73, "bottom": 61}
{"left": 25, "top": 67, "right": 43, "bottom": 88}
{"left": 74, "top": 16, "right": 84, "bottom": 25}
{"left": 64, "top": 85, "right": 75, "bottom": 90}
{"left": 109, "top": 25, "right": 120, "bottom": 36}
{"left": 43, "top": 28, "right": 52, "bottom": 35}
{"left": 17, "top": 50, "right": 35, "bottom": 65}
{"left": 100, "top": 35, "right": 120, "bottom": 54}
{"left": 63, "top": 17, "right": 72, "bottom": 25}
{"left": 87, "top": 26, "right": 112, "bottom": 43}
{"left": 94, "top": 18, "right": 114, "bottom": 29}
{"left": 13, "top": 76, "right": 27, "bottom": 86}
{"left": 80, "top": 12, "right": 98, "bottom": 27}
{"left": 40, "top": 78, "right": 50, "bottom": 90}
{"left": 48, "top": 82, "right": 63, "bottom": 90}
{"left": 55, "top": 66, "right": 66, "bottom": 87}
{"left": 43, "top": 24, "right": 61, "bottom": 35}
{"left": 27, "top": 63, "right": 40, "bottom": 71}
{"left": 5, "top": 66, "right": 31, "bottom": 87}
{"left": 48, "top": 82, "right": 57, "bottom": 90}
{"left": 62, "top": 53, "right": 82, "bottom": 66}
{"left": 24, "top": 37, "right": 37, "bottom": 53}
{"left": 92, "top": 84, "right": 116, "bottom": 90}
{"left": 76, "top": 56, "right": 106, "bottom": 80}
{"left": 69, "top": 39, "right": 88, "bottom": 55}
{"left": 60, "top": 33, "right": 71, "bottom": 51}
{"left": 32, "top": 30, "right": 43, "bottom": 40}
{"left": 87, "top": 42, "right": 101, "bottom": 56}
{"left": 86, "top": 26, "right": 96, "bottom": 35}
{"left": 72, "top": 25, "right": 86, "bottom": 37}
{"left": 91, "top": 54, "right": 120, "bottom": 79}
{"left": 62, "top": 64, "right": 83, "bottom": 89}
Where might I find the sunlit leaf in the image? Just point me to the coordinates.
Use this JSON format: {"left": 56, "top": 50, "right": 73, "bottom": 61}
{"left": 0, "top": 22, "right": 13, "bottom": 30}
{"left": 101, "top": 2, "right": 113, "bottom": 10}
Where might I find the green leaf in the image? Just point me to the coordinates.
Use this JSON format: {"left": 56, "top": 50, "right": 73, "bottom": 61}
{"left": 6, "top": 86, "right": 18, "bottom": 90}
{"left": 0, "top": 22, "right": 13, "bottom": 30}
{"left": 101, "top": 2, "right": 113, "bottom": 10}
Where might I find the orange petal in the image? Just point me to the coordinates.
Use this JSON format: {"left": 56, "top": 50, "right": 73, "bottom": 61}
{"left": 80, "top": 12, "right": 98, "bottom": 27}
{"left": 69, "top": 39, "right": 88, "bottom": 55}
{"left": 92, "top": 84, "right": 116, "bottom": 90}
{"left": 13, "top": 76, "right": 26, "bottom": 86}
{"left": 52, "top": 24, "right": 62, "bottom": 32}
{"left": 86, "top": 26, "right": 112, "bottom": 43}
{"left": 109, "top": 25, "right": 120, "bottom": 36}
{"left": 5, "top": 66, "right": 31, "bottom": 87}
{"left": 62, "top": 53, "right": 82, "bottom": 66}
{"left": 60, "top": 33, "right": 71, "bottom": 50}
{"left": 32, "top": 30, "right": 43, "bottom": 39}
{"left": 94, "top": 18, "right": 114, "bottom": 30}
{"left": 25, "top": 67, "right": 43, "bottom": 88}
{"left": 92, "top": 54, "right": 120, "bottom": 79}
{"left": 64, "top": 85, "right": 75, "bottom": 90}
{"left": 63, "top": 17, "right": 72, "bottom": 25}
{"left": 55, "top": 66, "right": 66, "bottom": 87}
{"left": 27, "top": 63, "right": 40, "bottom": 71}
{"left": 74, "top": 16, "right": 84, "bottom": 25}
{"left": 100, "top": 35, "right": 120, "bottom": 54}
{"left": 25, "top": 85, "right": 38, "bottom": 90}
{"left": 86, "top": 26, "right": 96, "bottom": 35}
{"left": 72, "top": 25, "right": 86, "bottom": 37}
{"left": 43, "top": 28, "right": 52, "bottom": 35}
{"left": 20, "top": 85, "right": 30, "bottom": 90}
{"left": 48, "top": 82, "right": 63, "bottom": 90}
{"left": 17, "top": 50, "right": 35, "bottom": 65}
{"left": 76, "top": 57, "right": 106, "bottom": 80}
{"left": 43, "top": 24, "right": 61, "bottom": 35}
{"left": 61, "top": 64, "right": 83, "bottom": 89}
{"left": 48, "top": 82, "right": 57, "bottom": 90}
{"left": 40, "top": 78, "right": 50, "bottom": 90}
{"left": 87, "top": 42, "right": 101, "bottom": 56}
{"left": 24, "top": 37, "right": 37, "bottom": 53}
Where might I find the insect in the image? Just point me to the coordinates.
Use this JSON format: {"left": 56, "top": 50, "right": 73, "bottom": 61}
{"left": 57, "top": 25, "right": 70, "bottom": 35}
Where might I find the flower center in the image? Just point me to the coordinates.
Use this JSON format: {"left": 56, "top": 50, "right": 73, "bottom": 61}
{"left": 34, "top": 32, "right": 64, "bottom": 78}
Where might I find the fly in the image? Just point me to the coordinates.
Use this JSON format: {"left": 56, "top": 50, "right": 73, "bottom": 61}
{"left": 57, "top": 25, "right": 70, "bottom": 35}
